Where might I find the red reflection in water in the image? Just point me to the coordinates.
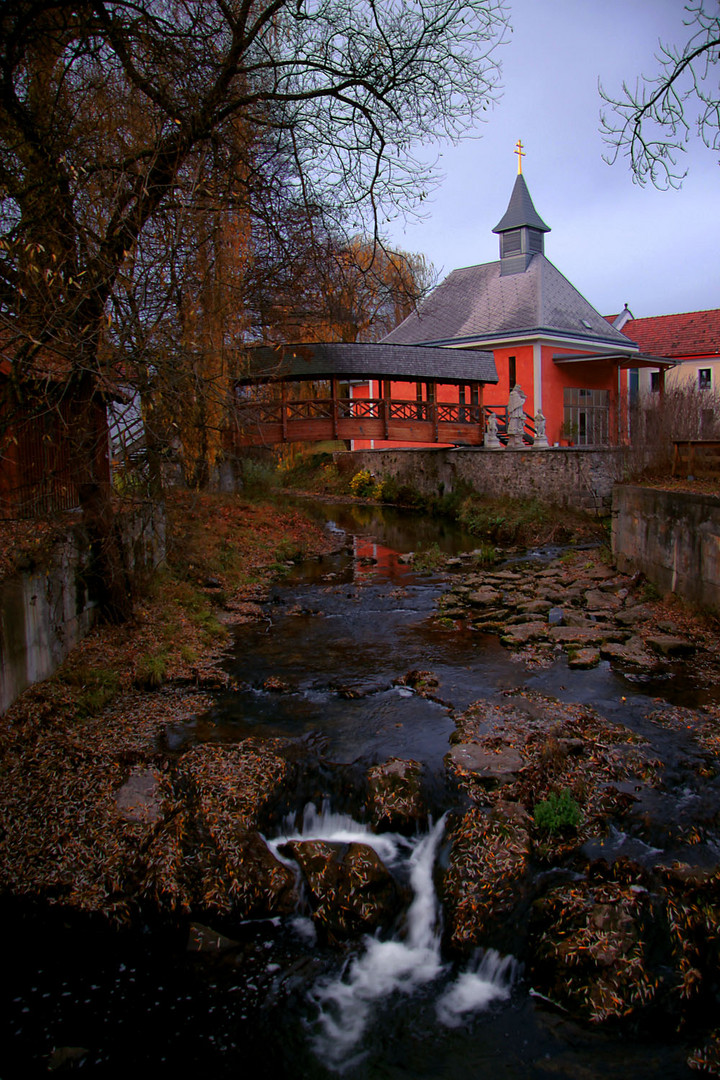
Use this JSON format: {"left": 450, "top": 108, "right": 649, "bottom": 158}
{"left": 353, "top": 537, "right": 415, "bottom": 583}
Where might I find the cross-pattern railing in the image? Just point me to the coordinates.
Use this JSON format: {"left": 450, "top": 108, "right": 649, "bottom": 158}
{"left": 233, "top": 397, "right": 538, "bottom": 446}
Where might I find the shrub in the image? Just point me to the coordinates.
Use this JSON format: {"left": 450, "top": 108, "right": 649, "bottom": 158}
{"left": 349, "top": 469, "right": 376, "bottom": 497}
{"left": 534, "top": 788, "right": 582, "bottom": 832}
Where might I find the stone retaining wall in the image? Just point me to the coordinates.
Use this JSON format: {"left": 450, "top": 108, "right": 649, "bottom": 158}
{"left": 612, "top": 484, "right": 720, "bottom": 614}
{"left": 335, "top": 446, "right": 624, "bottom": 512}
{"left": 0, "top": 501, "right": 166, "bottom": 714}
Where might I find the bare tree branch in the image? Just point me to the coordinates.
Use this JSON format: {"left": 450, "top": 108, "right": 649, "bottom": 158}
{"left": 600, "top": 1, "right": 720, "bottom": 188}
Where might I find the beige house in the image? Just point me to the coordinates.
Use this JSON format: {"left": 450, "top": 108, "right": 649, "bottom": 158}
{"left": 612, "top": 306, "right": 720, "bottom": 401}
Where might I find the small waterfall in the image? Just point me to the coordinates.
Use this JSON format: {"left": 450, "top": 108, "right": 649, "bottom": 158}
{"left": 270, "top": 808, "right": 516, "bottom": 1070}
{"left": 265, "top": 801, "right": 411, "bottom": 869}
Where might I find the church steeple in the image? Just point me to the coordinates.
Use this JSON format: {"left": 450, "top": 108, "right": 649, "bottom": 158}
{"left": 492, "top": 162, "right": 550, "bottom": 276}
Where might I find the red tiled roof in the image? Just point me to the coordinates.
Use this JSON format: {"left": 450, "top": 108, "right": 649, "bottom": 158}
{"left": 618, "top": 309, "right": 720, "bottom": 359}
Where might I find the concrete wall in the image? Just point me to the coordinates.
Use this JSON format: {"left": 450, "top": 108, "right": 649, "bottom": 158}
{"left": 336, "top": 446, "right": 624, "bottom": 513}
{"left": 0, "top": 501, "right": 166, "bottom": 714}
{"left": 612, "top": 485, "right": 720, "bottom": 613}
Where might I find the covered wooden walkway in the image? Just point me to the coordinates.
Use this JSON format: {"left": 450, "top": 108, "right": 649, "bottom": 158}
{"left": 231, "top": 341, "right": 499, "bottom": 449}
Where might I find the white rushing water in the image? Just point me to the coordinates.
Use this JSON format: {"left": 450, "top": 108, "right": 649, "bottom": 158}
{"left": 269, "top": 806, "right": 517, "bottom": 1070}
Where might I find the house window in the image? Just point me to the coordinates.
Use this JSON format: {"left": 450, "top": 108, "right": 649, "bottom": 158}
{"left": 699, "top": 369, "right": 712, "bottom": 390}
{"left": 650, "top": 372, "right": 661, "bottom": 393}
{"left": 508, "top": 356, "right": 516, "bottom": 387}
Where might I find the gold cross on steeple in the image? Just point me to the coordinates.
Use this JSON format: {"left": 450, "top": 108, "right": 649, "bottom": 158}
{"left": 514, "top": 139, "right": 525, "bottom": 174}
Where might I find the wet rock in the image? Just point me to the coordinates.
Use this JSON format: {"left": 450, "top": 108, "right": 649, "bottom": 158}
{"left": 599, "top": 641, "right": 657, "bottom": 669}
{"left": 584, "top": 589, "right": 622, "bottom": 611}
{"left": 688, "top": 1030, "right": 720, "bottom": 1074}
{"left": 262, "top": 676, "right": 292, "bottom": 693}
{"left": 437, "top": 605, "right": 467, "bottom": 619}
{"left": 336, "top": 682, "right": 384, "bottom": 699}
{"left": 646, "top": 634, "right": 695, "bottom": 658}
{"left": 567, "top": 648, "right": 601, "bottom": 669}
{"left": 446, "top": 742, "right": 525, "bottom": 788}
{"left": 47, "top": 1046, "right": 90, "bottom": 1071}
{"left": 366, "top": 757, "right": 426, "bottom": 832}
{"left": 187, "top": 922, "right": 239, "bottom": 953}
{"left": 115, "top": 767, "right": 164, "bottom": 824}
{"left": 173, "top": 740, "right": 299, "bottom": 919}
{"left": 500, "top": 622, "right": 548, "bottom": 646}
{"left": 284, "top": 839, "right": 404, "bottom": 940}
{"left": 442, "top": 804, "right": 531, "bottom": 953}
{"left": 562, "top": 611, "right": 600, "bottom": 627}
{"left": 528, "top": 865, "right": 658, "bottom": 1024}
{"left": 467, "top": 586, "right": 502, "bottom": 606}
{"left": 548, "top": 626, "right": 620, "bottom": 646}
{"left": 518, "top": 599, "right": 553, "bottom": 616}
{"left": 583, "top": 564, "right": 616, "bottom": 581}
{"left": 395, "top": 670, "right": 439, "bottom": 696}
{"left": 613, "top": 604, "right": 652, "bottom": 627}
{"left": 490, "top": 570, "right": 523, "bottom": 582}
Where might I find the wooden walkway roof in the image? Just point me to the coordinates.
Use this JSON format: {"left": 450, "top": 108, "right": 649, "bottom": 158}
{"left": 238, "top": 341, "right": 498, "bottom": 385}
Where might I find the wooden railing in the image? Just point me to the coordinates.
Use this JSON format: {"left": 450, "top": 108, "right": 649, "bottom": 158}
{"left": 231, "top": 397, "right": 537, "bottom": 448}
{"left": 235, "top": 397, "right": 486, "bottom": 427}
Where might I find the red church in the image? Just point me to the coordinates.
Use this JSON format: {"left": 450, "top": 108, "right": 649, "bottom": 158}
{"left": 351, "top": 161, "right": 672, "bottom": 450}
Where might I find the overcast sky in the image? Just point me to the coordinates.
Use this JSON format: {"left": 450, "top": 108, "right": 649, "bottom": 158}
{"left": 385, "top": 0, "right": 718, "bottom": 320}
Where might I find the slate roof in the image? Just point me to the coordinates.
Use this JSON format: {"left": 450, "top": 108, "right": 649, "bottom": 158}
{"left": 492, "top": 173, "right": 550, "bottom": 234}
{"left": 619, "top": 310, "right": 720, "bottom": 358}
{"left": 382, "top": 255, "right": 637, "bottom": 351}
{"left": 239, "top": 341, "right": 498, "bottom": 384}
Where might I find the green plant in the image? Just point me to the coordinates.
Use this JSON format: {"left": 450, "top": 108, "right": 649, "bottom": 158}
{"left": 135, "top": 651, "right": 169, "bottom": 689}
{"left": 239, "top": 457, "right": 279, "bottom": 492}
{"left": 534, "top": 788, "right": 582, "bottom": 832}
{"left": 472, "top": 543, "right": 498, "bottom": 567}
{"left": 639, "top": 580, "right": 661, "bottom": 601}
{"left": 61, "top": 665, "right": 120, "bottom": 715}
{"left": 349, "top": 469, "right": 376, "bottom": 497}
{"left": 275, "top": 538, "right": 308, "bottom": 563}
{"left": 413, "top": 542, "right": 446, "bottom": 572}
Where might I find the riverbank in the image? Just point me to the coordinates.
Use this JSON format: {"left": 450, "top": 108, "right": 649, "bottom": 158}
{"left": 4, "top": 490, "right": 720, "bottom": 1076}
{"left": 0, "top": 492, "right": 339, "bottom": 919}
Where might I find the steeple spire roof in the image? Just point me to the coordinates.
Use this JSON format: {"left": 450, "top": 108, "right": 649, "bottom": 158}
{"left": 492, "top": 173, "right": 550, "bottom": 235}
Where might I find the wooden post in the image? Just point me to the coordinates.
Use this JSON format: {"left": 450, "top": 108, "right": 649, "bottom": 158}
{"left": 382, "top": 379, "right": 390, "bottom": 439}
{"left": 428, "top": 382, "right": 438, "bottom": 440}
{"left": 474, "top": 383, "right": 483, "bottom": 441}
{"left": 281, "top": 380, "right": 288, "bottom": 441}
{"left": 331, "top": 378, "right": 339, "bottom": 439}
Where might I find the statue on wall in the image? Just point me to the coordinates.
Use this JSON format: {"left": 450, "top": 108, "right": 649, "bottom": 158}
{"left": 484, "top": 409, "right": 501, "bottom": 449}
{"left": 507, "top": 384, "right": 526, "bottom": 442}
{"left": 533, "top": 409, "right": 549, "bottom": 449}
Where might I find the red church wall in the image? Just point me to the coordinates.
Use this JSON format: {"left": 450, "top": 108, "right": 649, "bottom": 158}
{"left": 541, "top": 346, "right": 620, "bottom": 445}
{"left": 483, "top": 345, "right": 536, "bottom": 417}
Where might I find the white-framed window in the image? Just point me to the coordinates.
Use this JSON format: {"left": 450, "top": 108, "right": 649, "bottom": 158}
{"left": 699, "top": 368, "right": 712, "bottom": 390}
{"left": 650, "top": 371, "right": 661, "bottom": 393}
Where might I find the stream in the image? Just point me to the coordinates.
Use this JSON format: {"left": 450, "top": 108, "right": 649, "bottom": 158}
{"left": 4, "top": 501, "right": 715, "bottom": 1078}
